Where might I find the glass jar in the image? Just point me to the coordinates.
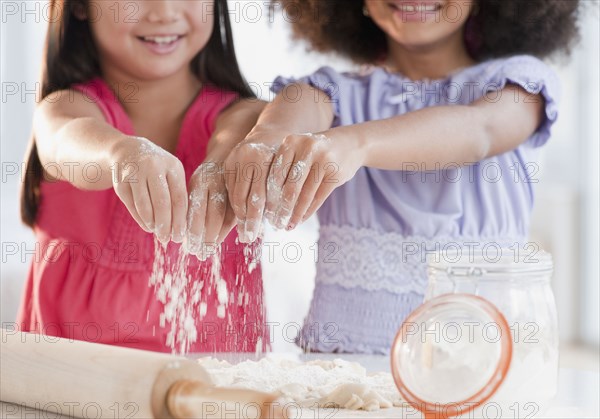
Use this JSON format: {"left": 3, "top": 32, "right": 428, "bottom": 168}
{"left": 391, "top": 249, "right": 559, "bottom": 418}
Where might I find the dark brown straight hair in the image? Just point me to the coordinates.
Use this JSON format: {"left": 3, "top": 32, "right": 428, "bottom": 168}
{"left": 21, "top": 0, "right": 253, "bottom": 227}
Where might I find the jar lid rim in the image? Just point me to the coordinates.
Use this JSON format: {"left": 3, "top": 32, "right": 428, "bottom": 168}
{"left": 390, "top": 293, "right": 513, "bottom": 416}
{"left": 425, "top": 249, "right": 553, "bottom": 274}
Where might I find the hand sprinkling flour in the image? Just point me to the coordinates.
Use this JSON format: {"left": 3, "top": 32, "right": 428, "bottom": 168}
{"left": 185, "top": 162, "right": 235, "bottom": 261}
{"left": 111, "top": 136, "right": 188, "bottom": 244}
{"left": 224, "top": 141, "right": 279, "bottom": 243}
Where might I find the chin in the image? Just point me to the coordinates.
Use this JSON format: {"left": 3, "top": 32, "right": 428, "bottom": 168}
{"left": 134, "top": 63, "right": 190, "bottom": 81}
{"left": 139, "top": 70, "right": 186, "bottom": 82}
{"left": 390, "top": 30, "right": 449, "bottom": 50}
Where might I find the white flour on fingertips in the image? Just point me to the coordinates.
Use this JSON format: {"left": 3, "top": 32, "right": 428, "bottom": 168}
{"left": 288, "top": 160, "right": 307, "bottom": 186}
{"left": 251, "top": 193, "right": 261, "bottom": 206}
{"left": 243, "top": 233, "right": 262, "bottom": 274}
{"left": 197, "top": 357, "right": 405, "bottom": 411}
{"left": 185, "top": 187, "right": 207, "bottom": 256}
{"left": 266, "top": 157, "right": 284, "bottom": 228}
{"left": 210, "top": 191, "right": 226, "bottom": 206}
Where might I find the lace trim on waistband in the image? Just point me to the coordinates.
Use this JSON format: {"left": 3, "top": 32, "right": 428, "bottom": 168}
{"left": 315, "top": 224, "right": 524, "bottom": 294}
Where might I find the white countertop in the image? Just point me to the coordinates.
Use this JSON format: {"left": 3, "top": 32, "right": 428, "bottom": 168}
{"left": 2, "top": 353, "right": 598, "bottom": 418}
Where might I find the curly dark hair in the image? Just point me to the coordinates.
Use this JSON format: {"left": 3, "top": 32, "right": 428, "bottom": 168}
{"left": 274, "top": 0, "right": 581, "bottom": 63}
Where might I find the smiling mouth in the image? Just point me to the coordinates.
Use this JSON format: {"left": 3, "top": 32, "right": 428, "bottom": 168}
{"left": 389, "top": 2, "right": 442, "bottom": 12}
{"left": 137, "top": 35, "right": 184, "bottom": 45}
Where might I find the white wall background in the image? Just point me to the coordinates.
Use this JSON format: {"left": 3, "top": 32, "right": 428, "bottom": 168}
{"left": 1, "top": 1, "right": 598, "bottom": 352}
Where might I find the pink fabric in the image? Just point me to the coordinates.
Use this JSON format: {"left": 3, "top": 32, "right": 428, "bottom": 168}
{"left": 17, "top": 79, "right": 268, "bottom": 352}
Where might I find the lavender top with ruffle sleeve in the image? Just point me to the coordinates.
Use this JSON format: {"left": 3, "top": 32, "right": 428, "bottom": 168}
{"left": 271, "top": 55, "right": 560, "bottom": 354}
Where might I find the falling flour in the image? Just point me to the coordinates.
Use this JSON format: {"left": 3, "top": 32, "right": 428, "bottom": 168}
{"left": 197, "top": 357, "right": 406, "bottom": 412}
{"left": 150, "top": 233, "right": 252, "bottom": 353}
{"left": 149, "top": 209, "right": 263, "bottom": 354}
{"left": 150, "top": 237, "right": 201, "bottom": 353}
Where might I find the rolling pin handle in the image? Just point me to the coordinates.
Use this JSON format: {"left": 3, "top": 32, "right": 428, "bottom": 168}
{"left": 167, "top": 379, "right": 287, "bottom": 419}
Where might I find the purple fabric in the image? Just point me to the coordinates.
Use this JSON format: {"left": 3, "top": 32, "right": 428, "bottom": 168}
{"left": 271, "top": 55, "right": 560, "bottom": 354}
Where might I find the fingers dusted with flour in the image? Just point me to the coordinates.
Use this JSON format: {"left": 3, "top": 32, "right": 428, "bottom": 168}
{"left": 266, "top": 132, "right": 364, "bottom": 231}
{"left": 185, "top": 163, "right": 236, "bottom": 260}
{"left": 193, "top": 98, "right": 270, "bottom": 246}
{"left": 111, "top": 136, "right": 187, "bottom": 244}
{"left": 223, "top": 83, "right": 336, "bottom": 238}
{"left": 224, "top": 141, "right": 277, "bottom": 243}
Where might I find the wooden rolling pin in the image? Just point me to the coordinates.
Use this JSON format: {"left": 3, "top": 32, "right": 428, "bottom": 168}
{"left": 1, "top": 328, "right": 286, "bottom": 418}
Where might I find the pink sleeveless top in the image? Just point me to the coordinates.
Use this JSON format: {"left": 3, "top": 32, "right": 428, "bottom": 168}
{"left": 17, "top": 79, "right": 268, "bottom": 353}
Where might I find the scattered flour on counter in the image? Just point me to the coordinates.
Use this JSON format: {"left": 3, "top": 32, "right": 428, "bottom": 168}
{"left": 197, "top": 357, "right": 406, "bottom": 412}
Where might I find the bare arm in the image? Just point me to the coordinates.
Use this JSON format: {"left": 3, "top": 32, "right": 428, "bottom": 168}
{"left": 33, "top": 91, "right": 129, "bottom": 190}
{"left": 332, "top": 84, "right": 544, "bottom": 170}
{"left": 34, "top": 90, "right": 188, "bottom": 243}
{"left": 242, "top": 84, "right": 335, "bottom": 145}
{"left": 206, "top": 98, "right": 268, "bottom": 161}
{"left": 265, "top": 83, "right": 544, "bottom": 231}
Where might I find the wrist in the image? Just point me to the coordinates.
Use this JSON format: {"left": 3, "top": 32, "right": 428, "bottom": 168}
{"left": 108, "top": 134, "right": 136, "bottom": 166}
{"left": 108, "top": 135, "right": 164, "bottom": 169}
{"left": 204, "top": 146, "right": 229, "bottom": 164}
{"left": 321, "top": 126, "right": 369, "bottom": 167}
{"left": 243, "top": 124, "right": 288, "bottom": 147}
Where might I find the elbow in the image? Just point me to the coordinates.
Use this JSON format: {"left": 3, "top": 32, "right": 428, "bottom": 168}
{"left": 472, "top": 132, "right": 491, "bottom": 162}
{"left": 469, "top": 107, "right": 493, "bottom": 162}
{"left": 237, "top": 99, "right": 268, "bottom": 119}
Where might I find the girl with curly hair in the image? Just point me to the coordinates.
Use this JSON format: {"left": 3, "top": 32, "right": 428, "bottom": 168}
{"left": 225, "top": 0, "right": 580, "bottom": 354}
